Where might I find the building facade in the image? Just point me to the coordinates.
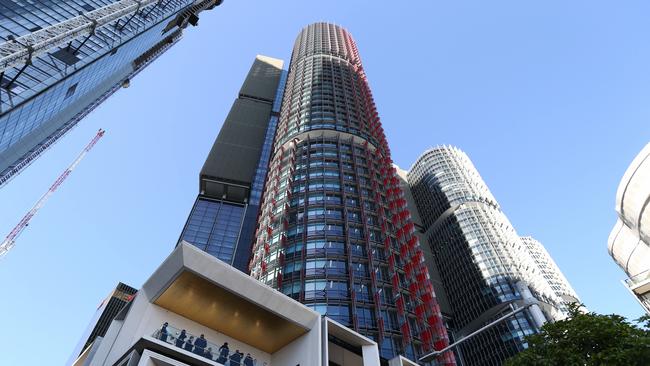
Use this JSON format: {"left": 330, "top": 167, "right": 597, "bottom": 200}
{"left": 608, "top": 142, "right": 650, "bottom": 314}
{"left": 520, "top": 236, "right": 580, "bottom": 310}
{"left": 178, "top": 55, "right": 286, "bottom": 272}
{"left": 73, "top": 242, "right": 421, "bottom": 366}
{"left": 406, "top": 146, "right": 577, "bottom": 365}
{"left": 0, "top": 0, "right": 223, "bottom": 187}
{"left": 248, "top": 23, "right": 453, "bottom": 364}
{"left": 69, "top": 282, "right": 137, "bottom": 362}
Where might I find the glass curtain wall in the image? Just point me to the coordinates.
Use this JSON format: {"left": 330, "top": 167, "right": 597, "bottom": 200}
{"left": 249, "top": 23, "right": 454, "bottom": 364}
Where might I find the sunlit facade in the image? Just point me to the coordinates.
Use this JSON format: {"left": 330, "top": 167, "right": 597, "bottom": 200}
{"left": 520, "top": 236, "right": 580, "bottom": 310}
{"left": 608, "top": 142, "right": 650, "bottom": 314}
{"left": 407, "top": 146, "right": 575, "bottom": 365}
{"left": 248, "top": 23, "right": 454, "bottom": 364}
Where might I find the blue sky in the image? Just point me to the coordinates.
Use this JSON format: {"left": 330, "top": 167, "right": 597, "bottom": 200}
{"left": 1, "top": 1, "right": 649, "bottom": 365}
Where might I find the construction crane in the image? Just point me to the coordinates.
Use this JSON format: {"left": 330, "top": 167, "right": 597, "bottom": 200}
{"left": 0, "top": 129, "right": 105, "bottom": 258}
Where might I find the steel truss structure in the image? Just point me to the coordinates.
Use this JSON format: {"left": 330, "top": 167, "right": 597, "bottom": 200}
{"left": 0, "top": 0, "right": 170, "bottom": 73}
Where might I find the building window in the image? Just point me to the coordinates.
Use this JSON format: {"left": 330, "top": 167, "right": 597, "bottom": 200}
{"left": 65, "top": 83, "right": 78, "bottom": 99}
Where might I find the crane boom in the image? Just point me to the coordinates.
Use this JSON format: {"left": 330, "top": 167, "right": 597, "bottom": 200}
{"left": 0, "top": 129, "right": 105, "bottom": 258}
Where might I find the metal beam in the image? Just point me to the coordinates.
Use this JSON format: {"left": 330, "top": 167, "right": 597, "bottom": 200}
{"left": 0, "top": 0, "right": 160, "bottom": 73}
{"left": 419, "top": 299, "right": 540, "bottom": 363}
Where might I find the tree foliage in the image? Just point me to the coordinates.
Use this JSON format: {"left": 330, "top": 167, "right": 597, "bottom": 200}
{"left": 505, "top": 304, "right": 650, "bottom": 366}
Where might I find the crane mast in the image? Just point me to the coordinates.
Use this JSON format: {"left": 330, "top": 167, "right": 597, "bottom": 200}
{"left": 0, "top": 129, "right": 105, "bottom": 258}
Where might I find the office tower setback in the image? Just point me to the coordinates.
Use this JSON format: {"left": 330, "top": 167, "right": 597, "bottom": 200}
{"left": 608, "top": 142, "right": 650, "bottom": 314}
{"left": 70, "top": 282, "right": 137, "bottom": 363}
{"left": 178, "top": 55, "right": 286, "bottom": 272}
{"left": 0, "top": 0, "right": 223, "bottom": 187}
{"left": 248, "top": 23, "right": 453, "bottom": 363}
{"left": 407, "top": 146, "right": 578, "bottom": 365}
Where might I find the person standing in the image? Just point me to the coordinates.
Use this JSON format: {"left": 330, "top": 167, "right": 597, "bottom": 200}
{"left": 217, "top": 342, "right": 229, "bottom": 363}
{"left": 243, "top": 353, "right": 254, "bottom": 366}
{"left": 204, "top": 347, "right": 214, "bottom": 360}
{"left": 175, "top": 329, "right": 187, "bottom": 348}
{"left": 193, "top": 334, "right": 207, "bottom": 356}
{"left": 184, "top": 336, "right": 194, "bottom": 352}
{"left": 159, "top": 322, "right": 169, "bottom": 342}
{"left": 229, "top": 350, "right": 243, "bottom": 366}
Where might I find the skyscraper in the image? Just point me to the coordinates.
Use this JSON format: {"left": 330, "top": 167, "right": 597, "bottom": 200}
{"left": 248, "top": 23, "right": 453, "bottom": 364}
{"left": 0, "top": 0, "right": 223, "bottom": 187}
{"left": 178, "top": 55, "right": 286, "bottom": 272}
{"left": 608, "top": 142, "right": 650, "bottom": 314}
{"left": 407, "top": 145, "right": 577, "bottom": 365}
{"left": 520, "top": 236, "right": 580, "bottom": 309}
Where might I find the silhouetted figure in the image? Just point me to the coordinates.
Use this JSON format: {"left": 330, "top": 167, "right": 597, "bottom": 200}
{"left": 204, "top": 347, "right": 214, "bottom": 360}
{"left": 229, "top": 350, "right": 243, "bottom": 366}
{"left": 184, "top": 336, "right": 194, "bottom": 352}
{"left": 175, "top": 329, "right": 187, "bottom": 348}
{"left": 193, "top": 334, "right": 207, "bottom": 356}
{"left": 243, "top": 353, "right": 254, "bottom": 366}
{"left": 217, "top": 342, "right": 229, "bottom": 363}
{"left": 159, "top": 322, "right": 169, "bottom": 342}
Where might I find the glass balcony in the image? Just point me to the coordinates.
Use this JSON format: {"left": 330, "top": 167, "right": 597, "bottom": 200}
{"left": 152, "top": 323, "right": 265, "bottom": 366}
{"left": 625, "top": 269, "right": 650, "bottom": 290}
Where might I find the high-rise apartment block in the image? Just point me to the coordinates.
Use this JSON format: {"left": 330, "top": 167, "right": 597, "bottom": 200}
{"left": 608, "top": 142, "right": 650, "bottom": 314}
{"left": 406, "top": 146, "right": 579, "bottom": 365}
{"left": 0, "top": 0, "right": 222, "bottom": 186}
{"left": 248, "top": 23, "right": 453, "bottom": 363}
{"left": 178, "top": 55, "right": 286, "bottom": 272}
{"left": 520, "top": 236, "right": 580, "bottom": 307}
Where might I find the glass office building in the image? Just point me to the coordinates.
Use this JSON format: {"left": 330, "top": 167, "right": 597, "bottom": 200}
{"left": 249, "top": 23, "right": 454, "bottom": 364}
{"left": 407, "top": 146, "right": 577, "bottom": 365}
{"left": 178, "top": 55, "right": 286, "bottom": 273}
{"left": 0, "top": 0, "right": 223, "bottom": 186}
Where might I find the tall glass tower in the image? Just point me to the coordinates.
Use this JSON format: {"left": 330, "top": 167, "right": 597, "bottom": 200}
{"left": 407, "top": 145, "right": 578, "bottom": 365}
{"left": 249, "top": 23, "right": 454, "bottom": 364}
{"left": 178, "top": 55, "right": 286, "bottom": 273}
{"left": 0, "top": 0, "right": 223, "bottom": 186}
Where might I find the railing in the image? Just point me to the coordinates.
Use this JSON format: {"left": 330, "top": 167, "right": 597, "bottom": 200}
{"left": 625, "top": 269, "right": 650, "bottom": 289}
{"left": 152, "top": 323, "right": 265, "bottom": 366}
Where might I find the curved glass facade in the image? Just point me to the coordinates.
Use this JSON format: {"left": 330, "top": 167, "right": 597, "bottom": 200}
{"left": 407, "top": 146, "right": 576, "bottom": 365}
{"left": 249, "top": 23, "right": 454, "bottom": 364}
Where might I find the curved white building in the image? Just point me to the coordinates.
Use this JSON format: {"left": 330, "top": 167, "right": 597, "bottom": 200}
{"left": 608, "top": 142, "right": 650, "bottom": 314}
{"left": 520, "top": 236, "right": 580, "bottom": 306}
{"left": 406, "top": 146, "right": 579, "bottom": 365}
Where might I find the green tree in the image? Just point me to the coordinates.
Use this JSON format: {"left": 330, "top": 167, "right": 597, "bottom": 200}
{"left": 505, "top": 304, "right": 650, "bottom": 366}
